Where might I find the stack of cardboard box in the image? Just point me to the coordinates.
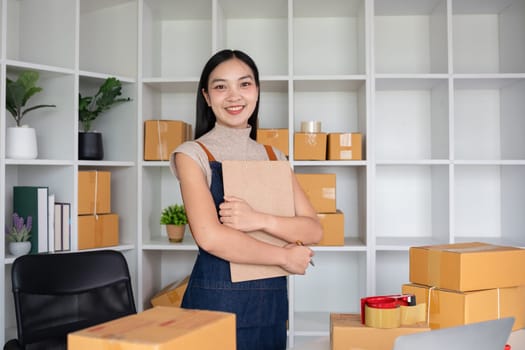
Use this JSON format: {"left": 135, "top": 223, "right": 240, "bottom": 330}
{"left": 295, "top": 173, "right": 344, "bottom": 246}
{"left": 403, "top": 242, "right": 525, "bottom": 331}
{"left": 143, "top": 120, "right": 192, "bottom": 161}
{"left": 77, "top": 171, "right": 119, "bottom": 250}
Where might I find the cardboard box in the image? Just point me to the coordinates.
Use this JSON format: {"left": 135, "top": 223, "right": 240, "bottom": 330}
{"left": 294, "top": 132, "right": 327, "bottom": 160}
{"left": 330, "top": 313, "right": 430, "bottom": 350}
{"left": 317, "top": 210, "right": 344, "bottom": 246}
{"left": 78, "top": 171, "right": 111, "bottom": 215}
{"left": 409, "top": 242, "right": 525, "bottom": 291}
{"left": 144, "top": 120, "right": 191, "bottom": 161}
{"left": 151, "top": 276, "right": 190, "bottom": 308}
{"left": 77, "top": 214, "right": 119, "bottom": 250}
{"left": 295, "top": 173, "right": 336, "bottom": 213}
{"left": 68, "top": 306, "right": 236, "bottom": 350}
{"left": 257, "top": 128, "right": 289, "bottom": 156}
{"left": 402, "top": 283, "right": 525, "bottom": 331}
{"left": 327, "top": 132, "right": 363, "bottom": 160}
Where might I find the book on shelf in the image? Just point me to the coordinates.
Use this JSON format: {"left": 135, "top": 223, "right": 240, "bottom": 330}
{"left": 13, "top": 186, "right": 49, "bottom": 254}
{"left": 48, "top": 194, "right": 55, "bottom": 253}
{"left": 54, "top": 202, "right": 71, "bottom": 252}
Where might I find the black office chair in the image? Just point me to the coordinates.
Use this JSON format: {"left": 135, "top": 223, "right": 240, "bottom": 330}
{"left": 4, "top": 250, "right": 136, "bottom": 350}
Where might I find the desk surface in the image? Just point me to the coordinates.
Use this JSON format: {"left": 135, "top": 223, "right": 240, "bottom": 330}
{"left": 291, "top": 329, "right": 525, "bottom": 349}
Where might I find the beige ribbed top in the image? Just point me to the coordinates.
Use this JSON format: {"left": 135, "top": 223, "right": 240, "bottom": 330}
{"left": 170, "top": 123, "right": 287, "bottom": 186}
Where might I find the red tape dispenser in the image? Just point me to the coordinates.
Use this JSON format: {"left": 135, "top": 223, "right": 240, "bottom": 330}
{"left": 360, "top": 294, "right": 416, "bottom": 328}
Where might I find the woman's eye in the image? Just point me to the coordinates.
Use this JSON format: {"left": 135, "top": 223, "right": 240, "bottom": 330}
{"left": 213, "top": 84, "right": 226, "bottom": 90}
{"left": 241, "top": 81, "right": 252, "bottom": 88}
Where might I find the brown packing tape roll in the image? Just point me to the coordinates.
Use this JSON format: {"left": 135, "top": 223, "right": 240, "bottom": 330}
{"left": 364, "top": 305, "right": 401, "bottom": 329}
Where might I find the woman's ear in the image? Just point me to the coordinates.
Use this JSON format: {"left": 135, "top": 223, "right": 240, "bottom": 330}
{"left": 202, "top": 88, "right": 211, "bottom": 106}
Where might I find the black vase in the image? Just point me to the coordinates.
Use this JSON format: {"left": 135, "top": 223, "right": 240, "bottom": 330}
{"left": 79, "top": 132, "right": 104, "bottom": 160}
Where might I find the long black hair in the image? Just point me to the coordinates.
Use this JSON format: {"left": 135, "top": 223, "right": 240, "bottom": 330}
{"left": 194, "top": 49, "right": 260, "bottom": 140}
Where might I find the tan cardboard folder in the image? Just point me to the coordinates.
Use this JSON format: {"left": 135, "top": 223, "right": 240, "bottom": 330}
{"left": 222, "top": 160, "right": 294, "bottom": 282}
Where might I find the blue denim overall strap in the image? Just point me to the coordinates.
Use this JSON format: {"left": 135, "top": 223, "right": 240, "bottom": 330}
{"left": 181, "top": 142, "right": 288, "bottom": 350}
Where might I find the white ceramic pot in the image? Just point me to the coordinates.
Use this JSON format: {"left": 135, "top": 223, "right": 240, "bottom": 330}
{"left": 8, "top": 241, "right": 31, "bottom": 257}
{"left": 6, "top": 126, "right": 38, "bottom": 159}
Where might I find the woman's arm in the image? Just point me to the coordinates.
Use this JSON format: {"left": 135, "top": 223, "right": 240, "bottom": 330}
{"left": 219, "top": 169, "right": 323, "bottom": 245}
{"left": 175, "top": 152, "right": 314, "bottom": 274}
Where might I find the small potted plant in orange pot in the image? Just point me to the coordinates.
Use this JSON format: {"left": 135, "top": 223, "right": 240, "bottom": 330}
{"left": 160, "top": 204, "right": 188, "bottom": 243}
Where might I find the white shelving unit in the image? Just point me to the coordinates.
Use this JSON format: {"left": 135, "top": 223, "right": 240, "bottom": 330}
{"left": 1, "top": 0, "right": 525, "bottom": 348}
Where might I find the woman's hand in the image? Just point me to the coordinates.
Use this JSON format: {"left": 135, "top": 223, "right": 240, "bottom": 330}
{"left": 219, "top": 195, "right": 263, "bottom": 232}
{"left": 281, "top": 243, "right": 314, "bottom": 275}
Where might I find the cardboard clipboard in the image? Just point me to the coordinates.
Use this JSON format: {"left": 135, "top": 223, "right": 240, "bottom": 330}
{"left": 222, "top": 160, "right": 295, "bottom": 282}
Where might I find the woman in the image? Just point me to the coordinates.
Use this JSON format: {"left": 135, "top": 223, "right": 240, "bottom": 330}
{"left": 170, "top": 49, "right": 322, "bottom": 349}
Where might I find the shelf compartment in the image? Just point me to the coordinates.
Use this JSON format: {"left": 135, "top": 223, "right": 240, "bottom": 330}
{"left": 375, "top": 78, "right": 449, "bottom": 161}
{"left": 452, "top": 0, "right": 525, "bottom": 74}
{"left": 5, "top": 164, "right": 75, "bottom": 215}
{"left": 375, "top": 165, "right": 450, "bottom": 243}
{"left": 6, "top": 0, "right": 76, "bottom": 69}
{"left": 141, "top": 250, "right": 197, "bottom": 310}
{"left": 258, "top": 80, "right": 290, "bottom": 129}
{"left": 454, "top": 78, "right": 525, "bottom": 160}
{"left": 79, "top": 165, "right": 138, "bottom": 249}
{"left": 80, "top": 0, "right": 138, "bottom": 78}
{"left": 294, "top": 165, "right": 367, "bottom": 245}
{"left": 375, "top": 250, "right": 409, "bottom": 295}
{"left": 293, "top": 251, "right": 366, "bottom": 330}
{"left": 454, "top": 165, "right": 525, "bottom": 246}
{"left": 293, "top": 0, "right": 366, "bottom": 76}
{"left": 142, "top": 81, "right": 198, "bottom": 125}
{"left": 79, "top": 76, "right": 138, "bottom": 162}
{"left": 142, "top": 0, "right": 212, "bottom": 78}
{"left": 6, "top": 68, "right": 76, "bottom": 161}
{"left": 293, "top": 79, "right": 367, "bottom": 135}
{"left": 374, "top": 0, "right": 448, "bottom": 74}
{"left": 216, "top": 0, "right": 288, "bottom": 76}
{"left": 141, "top": 166, "right": 182, "bottom": 243}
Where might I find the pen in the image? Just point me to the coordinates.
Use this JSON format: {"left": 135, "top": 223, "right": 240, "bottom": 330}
{"left": 296, "top": 240, "right": 315, "bottom": 266}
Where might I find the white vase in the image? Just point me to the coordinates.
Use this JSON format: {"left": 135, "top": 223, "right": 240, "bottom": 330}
{"left": 8, "top": 242, "right": 31, "bottom": 257}
{"left": 6, "top": 126, "right": 38, "bottom": 159}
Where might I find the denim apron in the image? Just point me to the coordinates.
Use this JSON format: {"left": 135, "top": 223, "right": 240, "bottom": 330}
{"left": 181, "top": 142, "right": 288, "bottom": 350}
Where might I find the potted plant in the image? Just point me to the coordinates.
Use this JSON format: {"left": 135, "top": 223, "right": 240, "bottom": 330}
{"left": 5, "top": 70, "right": 56, "bottom": 159}
{"left": 78, "top": 77, "right": 131, "bottom": 160}
{"left": 160, "top": 204, "right": 188, "bottom": 243}
{"left": 5, "top": 213, "right": 32, "bottom": 256}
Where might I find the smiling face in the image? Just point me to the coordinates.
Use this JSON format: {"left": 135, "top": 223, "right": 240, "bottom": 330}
{"left": 202, "top": 58, "right": 259, "bottom": 130}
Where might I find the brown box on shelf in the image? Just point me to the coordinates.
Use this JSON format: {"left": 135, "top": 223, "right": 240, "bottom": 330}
{"left": 294, "top": 132, "right": 327, "bottom": 160}
{"left": 402, "top": 283, "right": 525, "bottom": 331}
{"left": 327, "top": 132, "right": 363, "bottom": 160}
{"left": 144, "top": 120, "right": 191, "bottom": 161}
{"left": 330, "top": 313, "right": 430, "bottom": 350}
{"left": 77, "top": 214, "right": 119, "bottom": 250}
{"left": 68, "top": 306, "right": 236, "bottom": 350}
{"left": 409, "top": 242, "right": 525, "bottom": 291}
{"left": 317, "top": 210, "right": 344, "bottom": 246}
{"left": 295, "top": 173, "right": 336, "bottom": 213}
{"left": 78, "top": 171, "right": 111, "bottom": 215}
{"left": 151, "top": 275, "right": 190, "bottom": 308}
{"left": 257, "top": 128, "right": 289, "bottom": 156}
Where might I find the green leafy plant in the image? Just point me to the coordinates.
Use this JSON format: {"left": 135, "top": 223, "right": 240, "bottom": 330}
{"left": 160, "top": 204, "right": 188, "bottom": 226}
{"left": 78, "top": 77, "right": 132, "bottom": 132}
{"left": 6, "top": 70, "right": 56, "bottom": 127}
{"left": 5, "top": 213, "right": 32, "bottom": 242}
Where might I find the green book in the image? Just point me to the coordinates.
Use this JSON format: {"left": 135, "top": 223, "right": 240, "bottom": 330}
{"left": 13, "top": 186, "right": 49, "bottom": 254}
